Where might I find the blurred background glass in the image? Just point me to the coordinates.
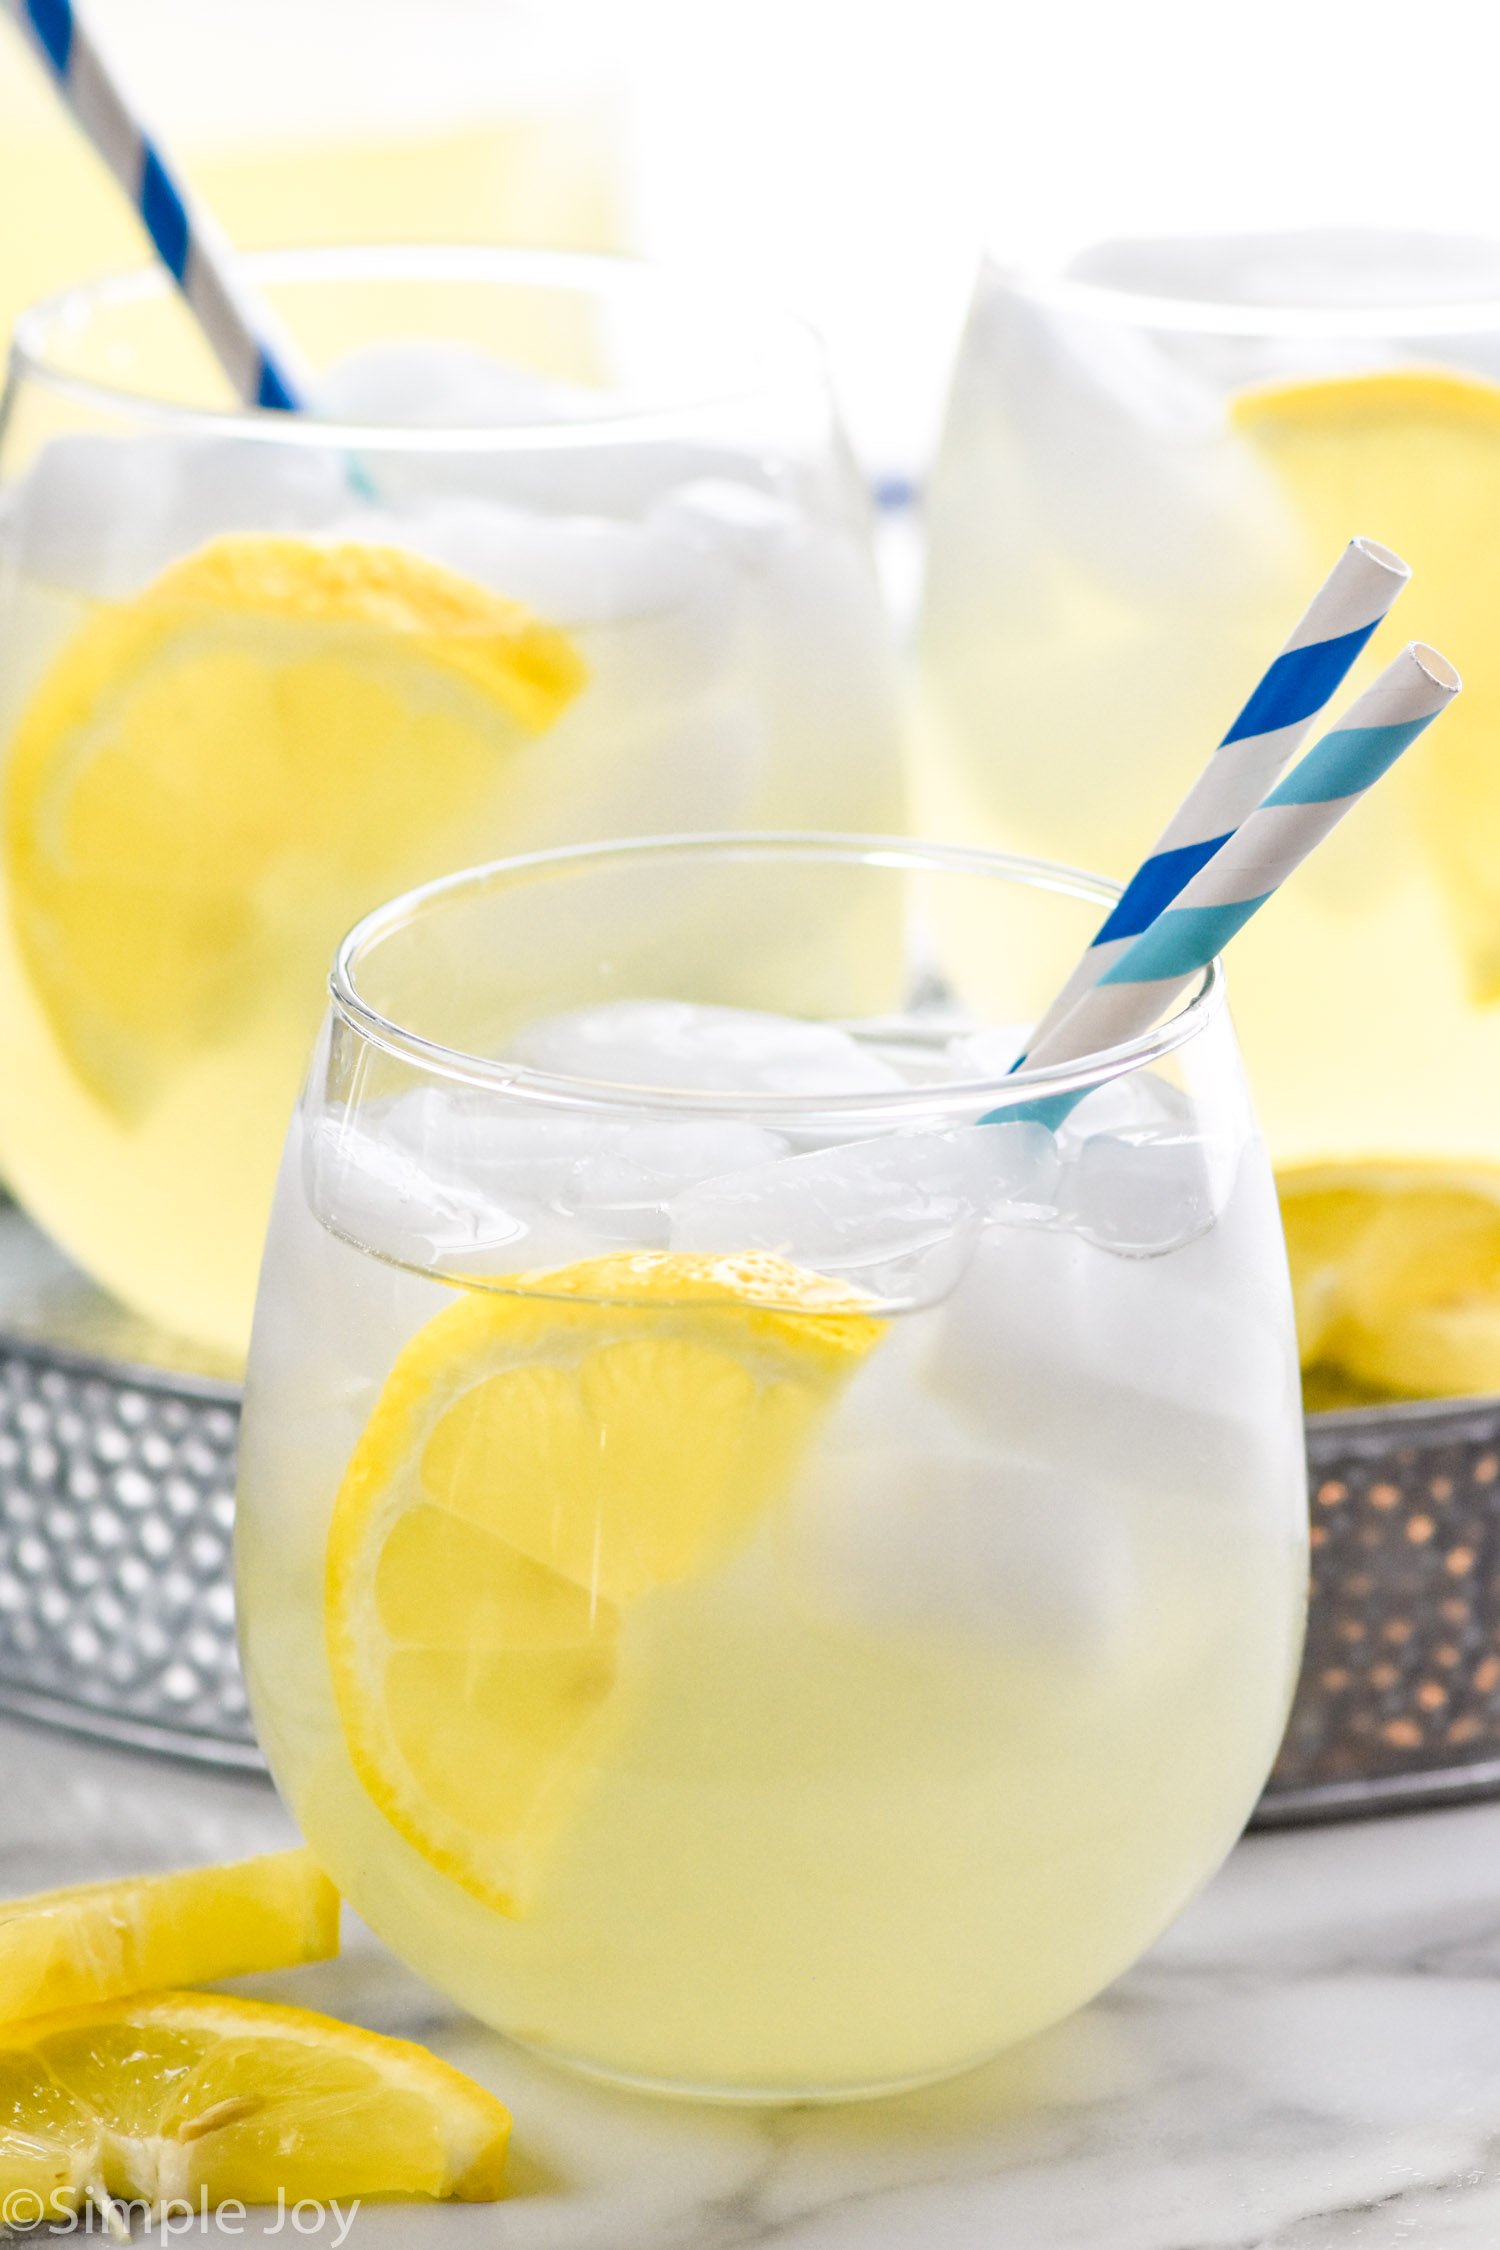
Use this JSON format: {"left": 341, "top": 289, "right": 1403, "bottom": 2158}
{"left": 0, "top": 0, "right": 628, "bottom": 346}
{"left": 915, "top": 237, "right": 1500, "bottom": 1409}
{"left": 0, "top": 247, "right": 901, "bottom": 1360}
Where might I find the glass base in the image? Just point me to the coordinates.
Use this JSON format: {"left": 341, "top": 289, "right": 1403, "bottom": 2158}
{"left": 506, "top": 2029, "right": 995, "bottom": 2107}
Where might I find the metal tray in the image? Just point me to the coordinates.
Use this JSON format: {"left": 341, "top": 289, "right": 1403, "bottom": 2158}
{"left": 4, "top": 1193, "right": 1498, "bottom": 1818}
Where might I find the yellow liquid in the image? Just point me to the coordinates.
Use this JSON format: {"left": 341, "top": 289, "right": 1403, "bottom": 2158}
{"left": 917, "top": 380, "right": 1500, "bottom": 1177}
{"left": 238, "top": 1147, "right": 1305, "bottom": 2096}
{"left": 918, "top": 588, "right": 1500, "bottom": 1170}
{"left": 0, "top": 104, "right": 622, "bottom": 355}
{"left": 0, "top": 538, "right": 903, "bottom": 1359}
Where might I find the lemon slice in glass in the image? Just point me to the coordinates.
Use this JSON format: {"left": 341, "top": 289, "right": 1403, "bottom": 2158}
{"left": 1231, "top": 367, "right": 1500, "bottom": 1001}
{"left": 1279, "top": 1161, "right": 1500, "bottom": 1404}
{"left": 326, "top": 1252, "right": 885, "bottom": 1913}
{"left": 0, "top": 1849, "right": 337, "bottom": 2029}
{"left": 0, "top": 1990, "right": 509, "bottom": 2223}
{"left": 3, "top": 533, "right": 585, "bottom": 1119}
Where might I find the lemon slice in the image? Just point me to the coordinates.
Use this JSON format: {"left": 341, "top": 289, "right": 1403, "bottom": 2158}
{"left": 0, "top": 1849, "right": 338, "bottom": 2028}
{"left": 1231, "top": 367, "right": 1500, "bottom": 1000}
{"left": 0, "top": 1990, "right": 509, "bottom": 2223}
{"left": 1279, "top": 1161, "right": 1500, "bottom": 1402}
{"left": 3, "top": 534, "right": 585, "bottom": 1117}
{"left": 326, "top": 1252, "right": 885, "bottom": 1912}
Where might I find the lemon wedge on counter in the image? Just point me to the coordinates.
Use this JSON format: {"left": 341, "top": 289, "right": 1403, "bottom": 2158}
{"left": 0, "top": 1990, "right": 509, "bottom": 2223}
{"left": 3, "top": 533, "right": 585, "bottom": 1117}
{"left": 0, "top": 1849, "right": 338, "bottom": 2028}
{"left": 326, "top": 1252, "right": 885, "bottom": 1912}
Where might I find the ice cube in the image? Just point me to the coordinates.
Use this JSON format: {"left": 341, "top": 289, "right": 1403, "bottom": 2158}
{"left": 1058, "top": 1126, "right": 1225, "bottom": 1256}
{"left": 648, "top": 478, "right": 803, "bottom": 565}
{"left": 955, "top": 275, "right": 1300, "bottom": 601}
{"left": 506, "top": 1001, "right": 906, "bottom": 1097}
{"left": 398, "top": 498, "right": 733, "bottom": 640}
{"left": 775, "top": 1316, "right": 1135, "bottom": 1655}
{"left": 306, "top": 1093, "right": 593, "bottom": 1274}
{"left": 1055, "top": 1074, "right": 1237, "bottom": 1256}
{"left": 1058, "top": 1067, "right": 1191, "bottom": 1143}
{"left": 400, "top": 501, "right": 613, "bottom": 615}
{"left": 316, "top": 342, "right": 598, "bottom": 429}
{"left": 381, "top": 1090, "right": 598, "bottom": 1204}
{"left": 557, "top": 1120, "right": 789, "bottom": 1245}
{"left": 669, "top": 1129, "right": 994, "bottom": 1304}
{"left": 306, "top": 1109, "right": 527, "bottom": 1269}
{"left": 388, "top": 500, "right": 759, "bottom": 842}
{"left": 314, "top": 1087, "right": 788, "bottom": 1266}
{"left": 786, "top": 1437, "right": 1136, "bottom": 1661}
{"left": 5, "top": 434, "right": 350, "bottom": 597}
{"left": 974, "top": 1119, "right": 1063, "bottom": 1224}
{"left": 923, "top": 1154, "right": 1302, "bottom": 1507}
{"left": 946, "top": 1023, "right": 1031, "bottom": 1078}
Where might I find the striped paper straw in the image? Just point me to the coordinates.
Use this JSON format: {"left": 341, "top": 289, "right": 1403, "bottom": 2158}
{"left": 1022, "top": 537, "right": 1410, "bottom": 1056}
{"left": 1004, "top": 641, "right": 1460, "bottom": 1101}
{"left": 5, "top": 0, "right": 305, "bottom": 411}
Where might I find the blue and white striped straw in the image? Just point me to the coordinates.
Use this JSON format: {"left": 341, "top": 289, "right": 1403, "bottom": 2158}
{"left": 5, "top": 0, "right": 305, "bottom": 411}
{"left": 1022, "top": 537, "right": 1410, "bottom": 1057}
{"left": 1007, "top": 641, "right": 1460, "bottom": 1100}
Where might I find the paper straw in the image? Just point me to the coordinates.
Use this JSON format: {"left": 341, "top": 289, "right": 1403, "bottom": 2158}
{"left": 5, "top": 0, "right": 306, "bottom": 411}
{"left": 1021, "top": 537, "right": 1410, "bottom": 1056}
{"left": 1002, "top": 641, "right": 1460, "bottom": 1104}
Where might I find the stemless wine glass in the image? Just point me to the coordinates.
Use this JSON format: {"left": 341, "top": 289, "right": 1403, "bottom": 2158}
{"left": 918, "top": 233, "right": 1500, "bottom": 1404}
{"left": 236, "top": 833, "right": 1307, "bottom": 2101}
{"left": 0, "top": 248, "right": 903, "bottom": 1360}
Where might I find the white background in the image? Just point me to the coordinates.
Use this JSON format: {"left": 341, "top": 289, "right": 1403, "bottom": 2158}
{"left": 619, "top": 0, "right": 1500, "bottom": 471}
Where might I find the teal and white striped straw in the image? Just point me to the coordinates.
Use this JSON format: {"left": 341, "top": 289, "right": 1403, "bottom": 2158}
{"left": 1001, "top": 640, "right": 1460, "bottom": 1111}
{"left": 1021, "top": 537, "right": 1410, "bottom": 1058}
{"left": 5, "top": 0, "right": 306, "bottom": 411}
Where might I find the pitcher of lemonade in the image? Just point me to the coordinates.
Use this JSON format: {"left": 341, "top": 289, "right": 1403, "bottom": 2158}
{"left": 920, "top": 231, "right": 1500, "bottom": 1407}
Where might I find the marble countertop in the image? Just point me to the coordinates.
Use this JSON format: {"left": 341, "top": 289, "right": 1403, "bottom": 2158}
{"left": 7, "top": 1711, "right": 1500, "bottom": 2248}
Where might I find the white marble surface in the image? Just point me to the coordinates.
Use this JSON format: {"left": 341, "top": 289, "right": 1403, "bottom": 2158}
{"left": 6, "top": 1711, "right": 1500, "bottom": 2247}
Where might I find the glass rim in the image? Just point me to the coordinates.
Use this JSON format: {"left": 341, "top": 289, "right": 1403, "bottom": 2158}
{"left": 328, "top": 831, "right": 1228, "bottom": 1122}
{"left": 990, "top": 230, "right": 1500, "bottom": 339}
{"left": 6, "top": 243, "right": 829, "bottom": 453}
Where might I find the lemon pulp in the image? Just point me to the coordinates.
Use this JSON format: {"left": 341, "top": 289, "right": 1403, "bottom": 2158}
{"left": 0, "top": 1991, "right": 509, "bottom": 2219}
{"left": 0, "top": 1850, "right": 337, "bottom": 2028}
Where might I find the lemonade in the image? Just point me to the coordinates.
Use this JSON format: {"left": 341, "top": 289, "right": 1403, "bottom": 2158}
{"left": 0, "top": 253, "right": 904, "bottom": 1358}
{"left": 236, "top": 839, "right": 1306, "bottom": 2098}
{"left": 918, "top": 234, "right": 1500, "bottom": 1400}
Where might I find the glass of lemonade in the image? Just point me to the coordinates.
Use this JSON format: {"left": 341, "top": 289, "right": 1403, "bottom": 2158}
{"left": 236, "top": 833, "right": 1306, "bottom": 2100}
{"left": 918, "top": 233, "right": 1500, "bottom": 1407}
{"left": 0, "top": 248, "right": 904, "bottom": 1361}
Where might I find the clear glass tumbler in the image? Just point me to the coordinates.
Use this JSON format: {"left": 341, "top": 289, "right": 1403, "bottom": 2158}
{"left": 236, "top": 833, "right": 1307, "bottom": 2101}
{"left": 0, "top": 248, "right": 903, "bottom": 1359}
{"left": 919, "top": 232, "right": 1500, "bottom": 1404}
